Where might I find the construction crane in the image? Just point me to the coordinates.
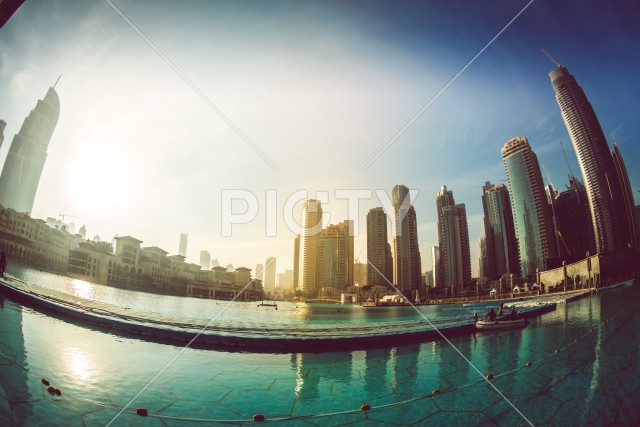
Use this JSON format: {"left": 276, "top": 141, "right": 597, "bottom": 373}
{"left": 540, "top": 48, "right": 561, "bottom": 67}
{"left": 559, "top": 141, "right": 576, "bottom": 180}
{"left": 540, "top": 162, "right": 555, "bottom": 188}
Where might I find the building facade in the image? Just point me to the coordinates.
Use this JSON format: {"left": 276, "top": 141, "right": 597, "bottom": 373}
{"left": 366, "top": 207, "right": 392, "bottom": 286}
{"left": 317, "top": 220, "right": 354, "bottom": 295}
{"left": 392, "top": 185, "right": 422, "bottom": 297}
{"left": 502, "top": 137, "right": 556, "bottom": 277}
{"left": 481, "top": 182, "right": 520, "bottom": 279}
{"left": 298, "top": 199, "right": 323, "bottom": 297}
{"left": 0, "top": 85, "right": 60, "bottom": 214}
{"left": 550, "top": 65, "right": 630, "bottom": 253}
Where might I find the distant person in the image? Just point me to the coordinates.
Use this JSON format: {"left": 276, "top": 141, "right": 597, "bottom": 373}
{"left": 498, "top": 301, "right": 504, "bottom": 317}
{"left": 485, "top": 308, "right": 496, "bottom": 321}
{"left": 510, "top": 306, "right": 518, "bottom": 320}
{"left": 0, "top": 251, "right": 6, "bottom": 276}
{"left": 474, "top": 312, "right": 479, "bottom": 323}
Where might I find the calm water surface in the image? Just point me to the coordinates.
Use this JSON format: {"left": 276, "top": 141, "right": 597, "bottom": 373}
{"left": 1, "top": 265, "right": 638, "bottom": 426}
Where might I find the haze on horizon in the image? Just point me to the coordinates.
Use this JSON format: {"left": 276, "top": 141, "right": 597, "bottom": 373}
{"left": 1, "top": 0, "right": 638, "bottom": 278}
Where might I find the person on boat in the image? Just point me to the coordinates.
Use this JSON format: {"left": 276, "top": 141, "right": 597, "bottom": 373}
{"left": 484, "top": 308, "right": 496, "bottom": 321}
{"left": 509, "top": 306, "right": 518, "bottom": 320}
{"left": 474, "top": 312, "right": 479, "bottom": 323}
{"left": 498, "top": 301, "right": 504, "bottom": 317}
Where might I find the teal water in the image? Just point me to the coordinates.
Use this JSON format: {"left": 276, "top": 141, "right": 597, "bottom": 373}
{"left": 1, "top": 266, "right": 639, "bottom": 426}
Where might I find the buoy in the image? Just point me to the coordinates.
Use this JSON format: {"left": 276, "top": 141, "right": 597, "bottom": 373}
{"left": 47, "top": 386, "right": 55, "bottom": 394}
{"left": 360, "top": 404, "right": 371, "bottom": 411}
{"left": 525, "top": 362, "right": 532, "bottom": 367}
{"left": 41, "top": 378, "right": 50, "bottom": 386}
{"left": 432, "top": 389, "right": 441, "bottom": 395}
{"left": 253, "top": 414, "right": 265, "bottom": 422}
{"left": 485, "top": 373, "right": 493, "bottom": 380}
{"left": 54, "top": 388, "right": 62, "bottom": 396}
{"left": 555, "top": 348, "right": 560, "bottom": 353}
{"left": 136, "top": 408, "right": 148, "bottom": 417}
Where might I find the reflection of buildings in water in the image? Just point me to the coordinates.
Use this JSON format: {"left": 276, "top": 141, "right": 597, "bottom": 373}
{"left": 364, "top": 347, "right": 391, "bottom": 395}
{"left": 383, "top": 344, "right": 421, "bottom": 396}
{"left": 290, "top": 352, "right": 353, "bottom": 397}
{"left": 0, "top": 300, "right": 33, "bottom": 423}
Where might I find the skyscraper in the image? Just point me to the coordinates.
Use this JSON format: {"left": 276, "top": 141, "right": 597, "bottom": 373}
{"left": 547, "top": 177, "right": 596, "bottom": 259}
{"left": 481, "top": 182, "right": 519, "bottom": 279}
{"left": 550, "top": 65, "right": 630, "bottom": 253}
{"left": 392, "top": 185, "right": 422, "bottom": 296}
{"left": 431, "top": 246, "right": 440, "bottom": 287}
{"left": 436, "top": 186, "right": 471, "bottom": 293}
{"left": 178, "top": 233, "right": 188, "bottom": 257}
{"left": 0, "top": 84, "right": 60, "bottom": 214}
{"left": 611, "top": 142, "right": 640, "bottom": 248}
{"left": 318, "top": 221, "right": 354, "bottom": 293}
{"left": 366, "top": 207, "right": 392, "bottom": 286}
{"left": 298, "top": 199, "right": 323, "bottom": 297}
{"left": 293, "top": 235, "right": 300, "bottom": 294}
{"left": 0, "top": 120, "right": 6, "bottom": 149}
{"left": 255, "top": 263, "right": 264, "bottom": 283}
{"left": 264, "top": 256, "right": 277, "bottom": 293}
{"left": 199, "top": 250, "right": 211, "bottom": 270}
{"left": 502, "top": 137, "right": 556, "bottom": 277}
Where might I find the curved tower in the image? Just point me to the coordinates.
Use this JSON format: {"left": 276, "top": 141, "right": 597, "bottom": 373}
{"left": 0, "top": 86, "right": 60, "bottom": 214}
{"left": 549, "top": 65, "right": 629, "bottom": 253}
{"left": 502, "top": 137, "right": 556, "bottom": 277}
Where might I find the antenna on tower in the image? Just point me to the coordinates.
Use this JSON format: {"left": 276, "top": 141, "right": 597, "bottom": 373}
{"left": 559, "top": 141, "right": 575, "bottom": 179}
{"left": 541, "top": 162, "right": 554, "bottom": 188}
{"left": 540, "top": 48, "right": 561, "bottom": 67}
{"left": 53, "top": 75, "right": 62, "bottom": 88}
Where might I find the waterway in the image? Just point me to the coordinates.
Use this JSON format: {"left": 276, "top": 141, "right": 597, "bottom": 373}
{"left": 1, "top": 265, "right": 638, "bottom": 425}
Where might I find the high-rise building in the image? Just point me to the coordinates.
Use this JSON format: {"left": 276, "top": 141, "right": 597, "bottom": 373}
{"left": 199, "top": 250, "right": 211, "bottom": 270}
{"left": 481, "top": 182, "right": 519, "bottom": 279}
{"left": 479, "top": 238, "right": 488, "bottom": 282}
{"left": 354, "top": 261, "right": 367, "bottom": 286}
{"left": 366, "top": 207, "right": 392, "bottom": 286}
{"left": 298, "top": 199, "right": 323, "bottom": 297}
{"left": 318, "top": 220, "right": 354, "bottom": 293}
{"left": 255, "top": 263, "right": 264, "bottom": 283}
{"left": 293, "top": 235, "right": 300, "bottom": 294}
{"left": 550, "top": 65, "right": 630, "bottom": 253}
{"left": 0, "top": 85, "right": 60, "bottom": 214}
{"left": 392, "top": 185, "right": 422, "bottom": 296}
{"left": 436, "top": 186, "right": 471, "bottom": 294}
{"left": 502, "top": 137, "right": 556, "bottom": 277}
{"left": 0, "top": 120, "right": 6, "bottom": 149}
{"left": 178, "top": 233, "right": 188, "bottom": 257}
{"left": 547, "top": 177, "right": 596, "bottom": 260}
{"left": 611, "top": 142, "right": 640, "bottom": 247}
{"left": 211, "top": 259, "right": 219, "bottom": 268}
{"left": 264, "top": 256, "right": 277, "bottom": 293}
{"left": 431, "top": 246, "right": 440, "bottom": 287}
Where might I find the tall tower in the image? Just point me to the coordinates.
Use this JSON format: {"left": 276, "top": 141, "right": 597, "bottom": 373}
{"left": 392, "top": 185, "right": 421, "bottom": 297}
{"left": 0, "top": 85, "right": 60, "bottom": 214}
{"left": 481, "top": 182, "right": 519, "bottom": 279}
{"left": 436, "top": 186, "right": 471, "bottom": 293}
{"left": 366, "top": 207, "right": 392, "bottom": 286}
{"left": 318, "top": 221, "right": 354, "bottom": 293}
{"left": 293, "top": 235, "right": 300, "bottom": 294}
{"left": 299, "top": 199, "right": 323, "bottom": 297}
{"left": 0, "top": 120, "right": 6, "bottom": 149}
{"left": 549, "top": 65, "right": 629, "bottom": 253}
{"left": 178, "top": 233, "right": 188, "bottom": 257}
{"left": 199, "top": 250, "right": 211, "bottom": 270}
{"left": 611, "top": 143, "right": 640, "bottom": 247}
{"left": 502, "top": 137, "right": 556, "bottom": 277}
{"left": 264, "top": 256, "right": 277, "bottom": 293}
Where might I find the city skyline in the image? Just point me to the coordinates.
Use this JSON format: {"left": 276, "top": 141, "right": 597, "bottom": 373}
{"left": 1, "top": 1, "right": 639, "bottom": 276}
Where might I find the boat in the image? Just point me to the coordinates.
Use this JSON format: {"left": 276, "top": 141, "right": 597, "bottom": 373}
{"left": 258, "top": 299, "right": 278, "bottom": 309}
{"left": 475, "top": 317, "right": 528, "bottom": 331}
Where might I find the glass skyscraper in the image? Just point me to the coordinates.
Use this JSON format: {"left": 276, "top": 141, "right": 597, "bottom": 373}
{"left": 481, "top": 182, "right": 519, "bottom": 279}
{"left": 502, "top": 137, "right": 556, "bottom": 277}
{"left": 366, "top": 207, "right": 392, "bottom": 286}
{"left": 436, "top": 186, "right": 471, "bottom": 293}
{"left": 550, "top": 65, "right": 630, "bottom": 253}
{"left": 0, "top": 85, "right": 60, "bottom": 214}
{"left": 392, "top": 185, "right": 421, "bottom": 297}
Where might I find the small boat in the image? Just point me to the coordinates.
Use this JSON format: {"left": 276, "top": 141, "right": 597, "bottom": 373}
{"left": 475, "top": 318, "right": 528, "bottom": 330}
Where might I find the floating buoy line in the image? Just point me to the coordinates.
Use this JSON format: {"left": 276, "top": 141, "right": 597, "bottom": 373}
{"left": 0, "top": 293, "right": 635, "bottom": 424}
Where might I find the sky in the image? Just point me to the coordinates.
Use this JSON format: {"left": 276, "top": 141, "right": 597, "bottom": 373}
{"left": 1, "top": 0, "right": 639, "bottom": 279}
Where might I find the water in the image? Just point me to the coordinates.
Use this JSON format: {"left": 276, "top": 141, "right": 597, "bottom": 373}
{"left": 1, "top": 266, "right": 639, "bottom": 426}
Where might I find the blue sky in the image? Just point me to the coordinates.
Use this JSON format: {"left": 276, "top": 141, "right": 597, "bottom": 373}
{"left": 1, "top": 0, "right": 639, "bottom": 278}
